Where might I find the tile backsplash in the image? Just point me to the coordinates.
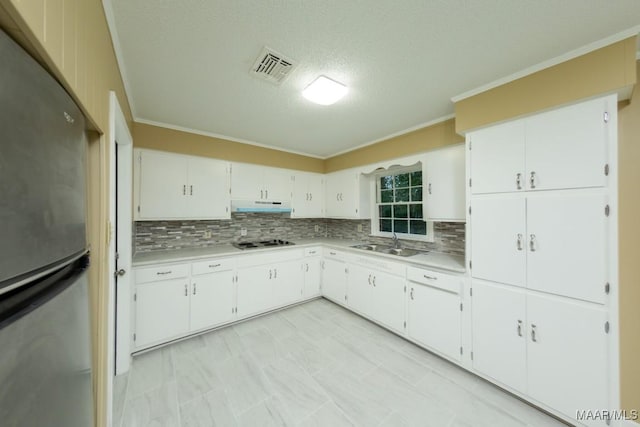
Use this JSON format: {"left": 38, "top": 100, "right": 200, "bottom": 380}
{"left": 134, "top": 213, "right": 465, "bottom": 256}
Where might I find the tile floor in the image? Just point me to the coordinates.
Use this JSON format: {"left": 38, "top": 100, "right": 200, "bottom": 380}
{"left": 113, "top": 298, "right": 569, "bottom": 427}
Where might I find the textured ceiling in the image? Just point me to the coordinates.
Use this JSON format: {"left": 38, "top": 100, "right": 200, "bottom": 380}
{"left": 108, "top": 0, "right": 640, "bottom": 158}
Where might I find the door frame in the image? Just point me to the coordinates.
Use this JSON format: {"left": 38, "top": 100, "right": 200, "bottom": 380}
{"left": 106, "top": 92, "right": 133, "bottom": 426}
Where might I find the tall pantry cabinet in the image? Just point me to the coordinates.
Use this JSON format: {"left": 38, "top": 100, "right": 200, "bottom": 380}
{"left": 467, "top": 95, "right": 618, "bottom": 427}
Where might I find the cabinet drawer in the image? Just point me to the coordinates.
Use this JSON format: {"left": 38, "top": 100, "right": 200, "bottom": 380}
{"left": 236, "top": 248, "right": 304, "bottom": 268}
{"left": 191, "top": 258, "right": 235, "bottom": 276}
{"left": 323, "top": 248, "right": 351, "bottom": 260}
{"left": 407, "top": 267, "right": 462, "bottom": 294}
{"left": 135, "top": 263, "right": 189, "bottom": 284}
{"left": 304, "top": 247, "right": 321, "bottom": 257}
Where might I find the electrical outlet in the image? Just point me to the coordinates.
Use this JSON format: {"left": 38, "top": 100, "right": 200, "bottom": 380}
{"left": 240, "top": 228, "right": 247, "bottom": 236}
{"left": 315, "top": 225, "right": 320, "bottom": 232}
{"left": 357, "top": 224, "right": 363, "bottom": 232}
{"left": 203, "top": 230, "right": 212, "bottom": 239}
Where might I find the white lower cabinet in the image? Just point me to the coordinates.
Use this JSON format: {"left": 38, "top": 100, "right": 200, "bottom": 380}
{"left": 236, "top": 264, "right": 274, "bottom": 318}
{"left": 272, "top": 259, "right": 305, "bottom": 307}
{"left": 322, "top": 257, "right": 348, "bottom": 305}
{"left": 348, "top": 263, "right": 405, "bottom": 333}
{"left": 135, "top": 278, "right": 191, "bottom": 349}
{"left": 472, "top": 280, "right": 608, "bottom": 426}
{"left": 189, "top": 270, "right": 235, "bottom": 331}
{"left": 407, "top": 268, "right": 463, "bottom": 362}
{"left": 303, "top": 248, "right": 322, "bottom": 298}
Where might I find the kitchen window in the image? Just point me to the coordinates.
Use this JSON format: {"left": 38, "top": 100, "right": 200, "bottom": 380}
{"left": 374, "top": 167, "right": 433, "bottom": 241}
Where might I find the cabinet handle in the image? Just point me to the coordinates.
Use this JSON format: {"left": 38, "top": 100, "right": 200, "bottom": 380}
{"left": 516, "top": 234, "right": 523, "bottom": 251}
{"left": 529, "top": 234, "right": 537, "bottom": 252}
{"left": 306, "top": 263, "right": 309, "bottom": 272}
{"left": 428, "top": 183, "right": 432, "bottom": 195}
{"left": 423, "top": 274, "right": 437, "bottom": 281}
{"left": 516, "top": 173, "right": 522, "bottom": 190}
{"left": 531, "top": 324, "right": 537, "bottom": 342}
{"left": 183, "top": 185, "right": 186, "bottom": 195}
{"left": 190, "top": 185, "right": 193, "bottom": 195}
{"left": 306, "top": 193, "right": 309, "bottom": 201}
{"left": 209, "top": 263, "right": 221, "bottom": 268}
{"left": 340, "top": 193, "right": 343, "bottom": 201}
{"left": 529, "top": 171, "right": 536, "bottom": 189}
{"left": 517, "top": 320, "right": 523, "bottom": 337}
{"left": 274, "top": 268, "right": 277, "bottom": 279}
{"left": 410, "top": 288, "right": 414, "bottom": 300}
{"left": 265, "top": 190, "right": 268, "bottom": 199}
{"left": 309, "top": 193, "right": 312, "bottom": 201}
{"left": 184, "top": 284, "right": 188, "bottom": 296}
{"left": 269, "top": 269, "right": 272, "bottom": 280}
{"left": 372, "top": 276, "right": 376, "bottom": 287}
{"left": 329, "top": 251, "right": 337, "bottom": 256}
{"left": 261, "top": 190, "right": 264, "bottom": 199}
{"left": 156, "top": 271, "right": 172, "bottom": 275}
{"left": 368, "top": 274, "right": 372, "bottom": 285}
{"left": 193, "top": 283, "right": 197, "bottom": 295}
{"left": 336, "top": 193, "right": 339, "bottom": 201}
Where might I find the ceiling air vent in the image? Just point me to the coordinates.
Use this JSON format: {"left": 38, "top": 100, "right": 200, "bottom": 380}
{"left": 251, "top": 47, "right": 296, "bottom": 85}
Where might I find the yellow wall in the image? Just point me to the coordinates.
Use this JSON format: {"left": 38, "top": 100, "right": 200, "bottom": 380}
{"left": 617, "top": 61, "right": 640, "bottom": 418}
{"left": 455, "top": 41, "right": 640, "bottom": 420}
{"left": 455, "top": 37, "right": 637, "bottom": 133}
{"left": 324, "top": 118, "right": 463, "bottom": 172}
{"left": 0, "top": 1, "right": 133, "bottom": 426}
{"left": 134, "top": 122, "right": 325, "bottom": 173}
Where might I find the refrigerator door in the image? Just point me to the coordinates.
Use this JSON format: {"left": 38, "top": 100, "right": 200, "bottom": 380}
{"left": 0, "top": 255, "right": 93, "bottom": 427}
{"left": 0, "top": 29, "right": 86, "bottom": 288}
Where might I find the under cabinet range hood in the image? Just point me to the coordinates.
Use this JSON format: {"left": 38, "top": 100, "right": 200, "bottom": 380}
{"left": 231, "top": 199, "right": 292, "bottom": 213}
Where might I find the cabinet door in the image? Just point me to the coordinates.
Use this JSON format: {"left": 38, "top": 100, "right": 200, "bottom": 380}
{"left": 138, "top": 150, "right": 188, "bottom": 219}
{"left": 471, "top": 280, "right": 527, "bottom": 393}
{"left": 190, "top": 271, "right": 235, "bottom": 331}
{"left": 307, "top": 173, "right": 325, "bottom": 217}
{"left": 236, "top": 265, "right": 273, "bottom": 318}
{"left": 303, "top": 257, "right": 322, "bottom": 298}
{"left": 324, "top": 172, "right": 342, "bottom": 217}
{"left": 291, "top": 173, "right": 310, "bottom": 218}
{"left": 272, "top": 260, "right": 304, "bottom": 307}
{"left": 526, "top": 294, "right": 608, "bottom": 425}
{"left": 423, "top": 144, "right": 466, "bottom": 221}
{"left": 471, "top": 195, "right": 526, "bottom": 287}
{"left": 469, "top": 119, "right": 526, "bottom": 194}
{"left": 263, "top": 167, "right": 291, "bottom": 202}
{"left": 408, "top": 283, "right": 461, "bottom": 361}
{"left": 526, "top": 192, "right": 608, "bottom": 303}
{"left": 525, "top": 97, "right": 609, "bottom": 191}
{"left": 321, "top": 258, "right": 347, "bottom": 305}
{"left": 135, "top": 279, "right": 190, "bottom": 348}
{"left": 370, "top": 270, "right": 405, "bottom": 333}
{"left": 187, "top": 157, "right": 230, "bottom": 219}
{"left": 230, "top": 163, "right": 262, "bottom": 200}
{"left": 347, "top": 264, "right": 374, "bottom": 317}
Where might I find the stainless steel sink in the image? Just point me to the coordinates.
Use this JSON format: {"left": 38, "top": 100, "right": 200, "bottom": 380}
{"left": 350, "top": 244, "right": 428, "bottom": 257}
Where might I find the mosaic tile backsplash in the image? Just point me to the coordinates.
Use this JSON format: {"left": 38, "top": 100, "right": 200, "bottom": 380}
{"left": 134, "top": 213, "right": 465, "bottom": 256}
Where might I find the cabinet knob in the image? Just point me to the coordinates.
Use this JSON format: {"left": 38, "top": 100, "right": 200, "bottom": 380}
{"left": 115, "top": 269, "right": 126, "bottom": 277}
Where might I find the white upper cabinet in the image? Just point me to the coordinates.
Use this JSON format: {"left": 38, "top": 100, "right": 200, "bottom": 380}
{"left": 525, "top": 97, "right": 609, "bottom": 191}
{"left": 135, "top": 149, "right": 231, "bottom": 220}
{"left": 423, "top": 144, "right": 466, "bottom": 221}
{"left": 470, "top": 194, "right": 526, "bottom": 288}
{"left": 292, "top": 172, "right": 324, "bottom": 218}
{"left": 526, "top": 191, "right": 608, "bottom": 303}
{"left": 325, "top": 169, "right": 371, "bottom": 219}
{"left": 469, "top": 96, "right": 612, "bottom": 195}
{"left": 231, "top": 162, "right": 292, "bottom": 202}
{"left": 470, "top": 119, "right": 526, "bottom": 194}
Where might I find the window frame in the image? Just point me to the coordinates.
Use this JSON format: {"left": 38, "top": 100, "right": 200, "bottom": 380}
{"left": 370, "top": 165, "right": 434, "bottom": 243}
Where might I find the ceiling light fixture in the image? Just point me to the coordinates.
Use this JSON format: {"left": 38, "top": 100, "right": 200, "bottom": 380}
{"left": 302, "top": 75, "right": 348, "bottom": 105}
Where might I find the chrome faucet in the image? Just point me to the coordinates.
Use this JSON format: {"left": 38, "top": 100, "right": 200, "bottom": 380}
{"left": 392, "top": 232, "right": 401, "bottom": 249}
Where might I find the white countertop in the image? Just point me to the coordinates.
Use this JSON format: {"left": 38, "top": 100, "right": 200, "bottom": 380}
{"left": 132, "top": 238, "right": 466, "bottom": 273}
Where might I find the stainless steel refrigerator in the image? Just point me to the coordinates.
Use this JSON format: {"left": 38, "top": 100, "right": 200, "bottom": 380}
{"left": 0, "top": 27, "right": 93, "bottom": 427}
